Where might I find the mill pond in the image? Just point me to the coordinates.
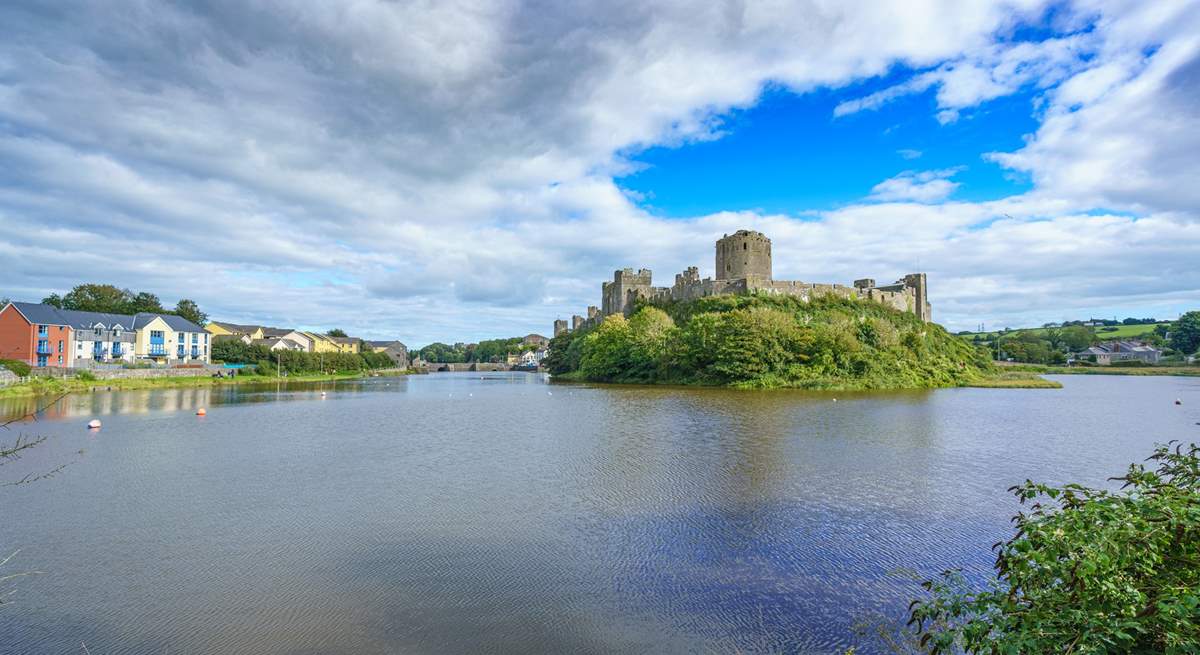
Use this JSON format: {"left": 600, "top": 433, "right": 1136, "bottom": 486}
{"left": 2, "top": 372, "right": 1198, "bottom": 654}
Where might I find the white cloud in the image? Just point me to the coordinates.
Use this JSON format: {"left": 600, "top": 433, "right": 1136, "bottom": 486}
{"left": 0, "top": 0, "right": 1197, "bottom": 343}
{"left": 869, "top": 168, "right": 964, "bottom": 203}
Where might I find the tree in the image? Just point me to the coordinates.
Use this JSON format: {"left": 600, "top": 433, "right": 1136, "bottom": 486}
{"left": 326, "top": 328, "right": 348, "bottom": 338}
{"left": 60, "top": 284, "right": 133, "bottom": 313}
{"left": 1169, "top": 311, "right": 1200, "bottom": 354}
{"left": 1043, "top": 326, "right": 1063, "bottom": 351}
{"left": 127, "top": 291, "right": 164, "bottom": 314}
{"left": 1059, "top": 324, "right": 1094, "bottom": 351}
{"left": 40, "top": 293, "right": 63, "bottom": 308}
{"left": 173, "top": 299, "right": 207, "bottom": 326}
{"left": 0, "top": 297, "right": 9, "bottom": 308}
{"left": 910, "top": 442, "right": 1200, "bottom": 653}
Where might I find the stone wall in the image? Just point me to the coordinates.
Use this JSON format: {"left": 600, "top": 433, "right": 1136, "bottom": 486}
{"left": 557, "top": 229, "right": 933, "bottom": 336}
{"left": 31, "top": 367, "right": 218, "bottom": 380}
{"left": 0, "top": 369, "right": 19, "bottom": 387}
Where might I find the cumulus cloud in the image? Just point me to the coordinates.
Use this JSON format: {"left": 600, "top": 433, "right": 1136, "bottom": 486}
{"left": 869, "top": 168, "right": 964, "bottom": 203}
{"left": 0, "top": 0, "right": 1197, "bottom": 342}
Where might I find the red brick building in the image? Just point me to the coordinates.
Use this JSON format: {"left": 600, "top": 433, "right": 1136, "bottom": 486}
{"left": 0, "top": 302, "right": 74, "bottom": 368}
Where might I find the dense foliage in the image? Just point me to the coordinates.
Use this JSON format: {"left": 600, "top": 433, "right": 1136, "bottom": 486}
{"left": 910, "top": 442, "right": 1200, "bottom": 654}
{"left": 1170, "top": 311, "right": 1200, "bottom": 355}
{"left": 40, "top": 283, "right": 206, "bottom": 324}
{"left": 211, "top": 340, "right": 394, "bottom": 373}
{"left": 418, "top": 337, "right": 538, "bottom": 363}
{"left": 0, "top": 359, "right": 32, "bottom": 377}
{"left": 547, "top": 294, "right": 991, "bottom": 389}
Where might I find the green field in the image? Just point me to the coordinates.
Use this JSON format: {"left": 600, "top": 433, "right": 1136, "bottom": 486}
{"left": 958, "top": 322, "right": 1168, "bottom": 340}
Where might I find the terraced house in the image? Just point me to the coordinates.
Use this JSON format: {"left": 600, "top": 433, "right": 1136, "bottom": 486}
{"left": 0, "top": 301, "right": 210, "bottom": 368}
{"left": 0, "top": 302, "right": 73, "bottom": 368}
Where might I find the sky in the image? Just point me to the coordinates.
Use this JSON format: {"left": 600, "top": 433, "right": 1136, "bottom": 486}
{"left": 1, "top": 1, "right": 1198, "bottom": 346}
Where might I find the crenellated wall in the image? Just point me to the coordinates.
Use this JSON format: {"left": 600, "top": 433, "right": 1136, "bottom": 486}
{"left": 558, "top": 230, "right": 932, "bottom": 336}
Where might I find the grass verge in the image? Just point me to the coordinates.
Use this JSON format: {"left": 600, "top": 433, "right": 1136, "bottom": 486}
{"left": 0, "top": 369, "right": 410, "bottom": 398}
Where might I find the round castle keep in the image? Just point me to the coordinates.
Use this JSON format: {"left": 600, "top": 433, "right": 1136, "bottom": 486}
{"left": 715, "top": 230, "right": 772, "bottom": 280}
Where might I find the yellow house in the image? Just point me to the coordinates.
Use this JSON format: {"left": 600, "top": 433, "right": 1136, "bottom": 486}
{"left": 329, "top": 336, "right": 362, "bottom": 354}
{"left": 303, "top": 331, "right": 341, "bottom": 353}
{"left": 134, "top": 314, "right": 211, "bottom": 363}
{"left": 206, "top": 321, "right": 265, "bottom": 340}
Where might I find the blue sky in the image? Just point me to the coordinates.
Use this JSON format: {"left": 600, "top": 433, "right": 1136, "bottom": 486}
{"left": 618, "top": 80, "right": 1039, "bottom": 217}
{"left": 0, "top": 1, "right": 1198, "bottom": 345}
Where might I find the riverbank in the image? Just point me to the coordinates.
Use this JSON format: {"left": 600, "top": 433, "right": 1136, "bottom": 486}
{"left": 965, "top": 372, "right": 1062, "bottom": 388}
{"left": 996, "top": 362, "right": 1200, "bottom": 377}
{"left": 0, "top": 369, "right": 411, "bottom": 398}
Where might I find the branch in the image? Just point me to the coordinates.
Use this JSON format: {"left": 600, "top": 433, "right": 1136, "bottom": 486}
{"left": 0, "top": 392, "right": 70, "bottom": 430}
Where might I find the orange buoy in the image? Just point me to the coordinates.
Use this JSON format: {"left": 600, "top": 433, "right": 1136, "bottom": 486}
{"left": 87, "top": 419, "right": 102, "bottom": 429}
{"left": 196, "top": 408, "right": 207, "bottom": 416}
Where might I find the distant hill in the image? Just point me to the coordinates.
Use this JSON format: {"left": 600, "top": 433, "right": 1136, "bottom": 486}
{"left": 545, "top": 294, "right": 992, "bottom": 390}
{"left": 959, "top": 322, "right": 1169, "bottom": 341}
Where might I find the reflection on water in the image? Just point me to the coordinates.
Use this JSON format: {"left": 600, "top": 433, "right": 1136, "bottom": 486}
{"left": 0, "top": 375, "right": 429, "bottom": 422}
{"left": 1, "top": 372, "right": 1198, "bottom": 654}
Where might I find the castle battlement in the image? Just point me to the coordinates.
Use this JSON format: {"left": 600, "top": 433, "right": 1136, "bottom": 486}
{"left": 561, "top": 230, "right": 931, "bottom": 336}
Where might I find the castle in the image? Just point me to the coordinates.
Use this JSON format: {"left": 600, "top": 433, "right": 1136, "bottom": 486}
{"left": 554, "top": 230, "right": 931, "bottom": 336}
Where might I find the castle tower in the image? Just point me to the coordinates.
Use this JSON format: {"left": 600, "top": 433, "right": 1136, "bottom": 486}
{"left": 715, "top": 230, "right": 772, "bottom": 281}
{"left": 902, "top": 273, "right": 931, "bottom": 323}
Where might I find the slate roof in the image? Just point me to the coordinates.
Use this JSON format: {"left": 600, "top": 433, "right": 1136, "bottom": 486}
{"left": 132, "top": 313, "right": 205, "bottom": 332}
{"left": 3, "top": 302, "right": 203, "bottom": 333}
{"left": 8, "top": 301, "right": 74, "bottom": 325}
{"left": 366, "top": 340, "right": 407, "bottom": 349}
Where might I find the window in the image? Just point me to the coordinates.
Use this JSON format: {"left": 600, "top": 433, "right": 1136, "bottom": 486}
{"left": 191, "top": 333, "right": 198, "bottom": 344}
{"left": 38, "top": 325, "right": 48, "bottom": 336}
{"left": 58, "top": 340, "right": 63, "bottom": 353}
{"left": 177, "top": 332, "right": 185, "bottom": 342}
{"left": 57, "top": 355, "right": 62, "bottom": 365}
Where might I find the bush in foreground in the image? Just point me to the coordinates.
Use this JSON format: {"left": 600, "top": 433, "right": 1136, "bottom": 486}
{"left": 909, "top": 442, "right": 1200, "bottom": 654}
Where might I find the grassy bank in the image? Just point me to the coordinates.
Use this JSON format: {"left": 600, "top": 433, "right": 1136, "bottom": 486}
{"left": 993, "top": 362, "right": 1200, "bottom": 377}
{"left": 965, "top": 372, "right": 1062, "bottom": 388}
{"left": 0, "top": 369, "right": 410, "bottom": 398}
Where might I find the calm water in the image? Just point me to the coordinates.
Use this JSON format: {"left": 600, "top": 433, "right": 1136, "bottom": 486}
{"left": 1, "top": 373, "right": 1198, "bottom": 654}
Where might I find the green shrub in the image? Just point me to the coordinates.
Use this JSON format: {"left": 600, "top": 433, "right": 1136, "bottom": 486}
{"left": 910, "top": 442, "right": 1200, "bottom": 653}
{"left": 75, "top": 370, "right": 97, "bottom": 382}
{"left": 0, "top": 359, "right": 31, "bottom": 377}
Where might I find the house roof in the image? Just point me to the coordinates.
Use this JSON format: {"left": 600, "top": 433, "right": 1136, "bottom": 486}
{"left": 7, "top": 301, "right": 73, "bottom": 326}
{"left": 261, "top": 327, "right": 291, "bottom": 338}
{"left": 6, "top": 302, "right": 204, "bottom": 332}
{"left": 209, "top": 321, "right": 260, "bottom": 333}
{"left": 57, "top": 308, "right": 137, "bottom": 329}
{"left": 366, "top": 340, "right": 407, "bottom": 349}
{"left": 133, "top": 313, "right": 205, "bottom": 332}
{"left": 328, "top": 336, "right": 361, "bottom": 344}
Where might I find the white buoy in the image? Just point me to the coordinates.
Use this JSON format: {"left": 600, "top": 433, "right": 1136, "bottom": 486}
{"left": 832, "top": 398, "right": 838, "bottom": 402}
{"left": 87, "top": 419, "right": 101, "bottom": 429}
{"left": 1176, "top": 399, "right": 1183, "bottom": 405}
{"left": 321, "top": 391, "right": 327, "bottom": 397}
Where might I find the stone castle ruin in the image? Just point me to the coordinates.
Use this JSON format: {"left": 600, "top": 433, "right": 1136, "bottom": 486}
{"left": 554, "top": 230, "right": 930, "bottom": 336}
